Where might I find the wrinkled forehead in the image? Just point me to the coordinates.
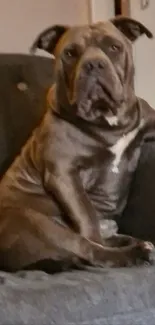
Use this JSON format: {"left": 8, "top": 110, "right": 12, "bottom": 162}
{"left": 56, "top": 21, "right": 129, "bottom": 53}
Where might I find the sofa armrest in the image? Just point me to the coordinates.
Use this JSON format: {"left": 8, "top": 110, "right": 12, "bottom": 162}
{"left": 119, "top": 140, "right": 155, "bottom": 241}
{"left": 0, "top": 54, "right": 54, "bottom": 176}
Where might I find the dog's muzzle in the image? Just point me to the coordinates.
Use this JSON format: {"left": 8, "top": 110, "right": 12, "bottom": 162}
{"left": 72, "top": 54, "right": 123, "bottom": 117}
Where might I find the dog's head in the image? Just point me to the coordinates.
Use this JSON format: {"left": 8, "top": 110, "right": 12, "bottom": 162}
{"left": 31, "top": 16, "right": 153, "bottom": 124}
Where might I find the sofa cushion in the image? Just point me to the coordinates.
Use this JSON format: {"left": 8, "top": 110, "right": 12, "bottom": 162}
{"left": 0, "top": 54, "right": 54, "bottom": 176}
{"left": 119, "top": 140, "right": 155, "bottom": 242}
{"left": 0, "top": 265, "right": 155, "bottom": 325}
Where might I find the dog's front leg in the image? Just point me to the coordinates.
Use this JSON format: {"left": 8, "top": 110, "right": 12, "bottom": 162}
{"left": 44, "top": 164, "right": 102, "bottom": 244}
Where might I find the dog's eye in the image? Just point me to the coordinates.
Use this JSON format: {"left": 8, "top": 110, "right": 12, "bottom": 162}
{"left": 64, "top": 47, "right": 77, "bottom": 59}
{"left": 109, "top": 44, "right": 121, "bottom": 52}
{"left": 65, "top": 50, "right": 74, "bottom": 57}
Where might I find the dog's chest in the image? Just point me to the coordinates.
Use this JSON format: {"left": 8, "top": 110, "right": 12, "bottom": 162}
{"left": 80, "top": 128, "right": 142, "bottom": 219}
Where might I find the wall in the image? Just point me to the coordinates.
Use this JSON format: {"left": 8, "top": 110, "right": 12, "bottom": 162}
{"left": 88, "top": 0, "right": 115, "bottom": 22}
{"left": 130, "top": 0, "right": 155, "bottom": 107}
{"left": 0, "top": 0, "right": 115, "bottom": 54}
{"left": 0, "top": 0, "right": 116, "bottom": 54}
{"left": 0, "top": 0, "right": 89, "bottom": 54}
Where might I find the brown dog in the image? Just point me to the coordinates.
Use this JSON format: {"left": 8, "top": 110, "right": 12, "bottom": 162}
{"left": 0, "top": 16, "right": 154, "bottom": 272}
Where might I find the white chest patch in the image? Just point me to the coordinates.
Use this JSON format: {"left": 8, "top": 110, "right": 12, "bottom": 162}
{"left": 105, "top": 115, "right": 118, "bottom": 126}
{"left": 110, "top": 119, "right": 144, "bottom": 174}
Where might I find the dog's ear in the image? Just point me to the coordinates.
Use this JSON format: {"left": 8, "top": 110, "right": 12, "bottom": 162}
{"left": 30, "top": 25, "right": 68, "bottom": 54}
{"left": 111, "top": 16, "right": 153, "bottom": 42}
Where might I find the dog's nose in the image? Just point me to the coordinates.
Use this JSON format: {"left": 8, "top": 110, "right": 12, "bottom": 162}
{"left": 84, "top": 59, "right": 105, "bottom": 73}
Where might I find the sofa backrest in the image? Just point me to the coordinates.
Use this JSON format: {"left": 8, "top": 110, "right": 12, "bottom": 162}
{"left": 0, "top": 54, "right": 54, "bottom": 176}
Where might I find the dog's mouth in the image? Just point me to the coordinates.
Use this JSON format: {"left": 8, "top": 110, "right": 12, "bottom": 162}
{"left": 72, "top": 75, "right": 123, "bottom": 120}
{"left": 89, "top": 80, "right": 122, "bottom": 113}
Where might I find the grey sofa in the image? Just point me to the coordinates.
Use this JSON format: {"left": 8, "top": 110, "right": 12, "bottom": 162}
{"left": 0, "top": 54, "right": 155, "bottom": 325}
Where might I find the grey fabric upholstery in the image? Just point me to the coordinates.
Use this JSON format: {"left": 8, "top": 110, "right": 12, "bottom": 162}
{"left": 119, "top": 140, "right": 155, "bottom": 242}
{"left": 0, "top": 54, "right": 54, "bottom": 176}
{"left": 0, "top": 53, "right": 155, "bottom": 325}
{"left": 0, "top": 265, "right": 155, "bottom": 325}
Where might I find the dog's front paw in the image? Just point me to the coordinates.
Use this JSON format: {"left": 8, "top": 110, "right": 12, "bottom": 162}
{"left": 113, "top": 240, "right": 154, "bottom": 267}
{"left": 90, "top": 238, "right": 154, "bottom": 268}
{"left": 129, "top": 240, "right": 154, "bottom": 265}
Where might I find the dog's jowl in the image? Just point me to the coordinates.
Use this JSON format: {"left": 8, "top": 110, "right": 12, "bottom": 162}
{"left": 0, "top": 16, "right": 154, "bottom": 272}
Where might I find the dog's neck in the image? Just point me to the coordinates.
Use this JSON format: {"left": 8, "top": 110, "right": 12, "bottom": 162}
{"left": 47, "top": 83, "right": 141, "bottom": 145}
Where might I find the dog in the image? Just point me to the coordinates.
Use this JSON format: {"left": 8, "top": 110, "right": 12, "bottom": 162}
{"left": 0, "top": 16, "right": 154, "bottom": 272}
